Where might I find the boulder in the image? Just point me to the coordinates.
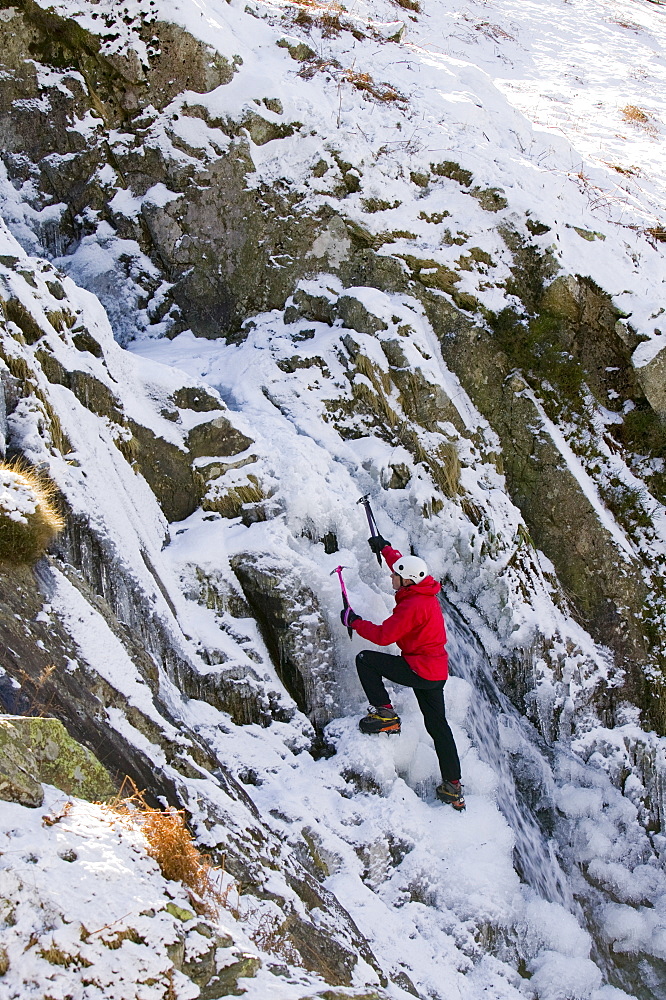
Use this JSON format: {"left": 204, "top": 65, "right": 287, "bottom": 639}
{"left": 128, "top": 419, "right": 202, "bottom": 523}
{"left": 0, "top": 715, "right": 115, "bottom": 806}
{"left": 230, "top": 553, "right": 335, "bottom": 729}
{"left": 173, "top": 386, "right": 222, "bottom": 412}
{"left": 186, "top": 415, "right": 253, "bottom": 460}
{"left": 0, "top": 718, "right": 44, "bottom": 806}
{"left": 336, "top": 296, "right": 388, "bottom": 335}
{"left": 636, "top": 344, "right": 666, "bottom": 420}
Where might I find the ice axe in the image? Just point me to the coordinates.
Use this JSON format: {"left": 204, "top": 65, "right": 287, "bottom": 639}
{"left": 331, "top": 565, "right": 353, "bottom": 639}
{"left": 357, "top": 494, "right": 382, "bottom": 566}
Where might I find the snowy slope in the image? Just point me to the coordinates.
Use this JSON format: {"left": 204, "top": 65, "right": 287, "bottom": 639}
{"left": 29, "top": 0, "right": 666, "bottom": 344}
{"left": 1, "top": 1, "right": 666, "bottom": 999}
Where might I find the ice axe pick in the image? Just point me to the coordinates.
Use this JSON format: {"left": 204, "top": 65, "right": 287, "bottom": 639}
{"left": 357, "top": 494, "right": 382, "bottom": 565}
{"left": 330, "top": 564, "right": 353, "bottom": 639}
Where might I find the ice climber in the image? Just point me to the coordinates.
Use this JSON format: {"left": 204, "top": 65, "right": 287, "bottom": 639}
{"left": 341, "top": 537, "right": 465, "bottom": 811}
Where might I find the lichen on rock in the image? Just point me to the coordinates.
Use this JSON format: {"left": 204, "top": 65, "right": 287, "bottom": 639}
{"left": 0, "top": 716, "right": 115, "bottom": 805}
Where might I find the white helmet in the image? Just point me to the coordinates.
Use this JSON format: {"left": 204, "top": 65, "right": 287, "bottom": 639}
{"left": 394, "top": 555, "right": 428, "bottom": 583}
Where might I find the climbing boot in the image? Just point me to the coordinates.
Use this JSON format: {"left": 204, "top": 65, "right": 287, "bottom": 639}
{"left": 436, "top": 780, "right": 465, "bottom": 811}
{"left": 359, "top": 706, "right": 401, "bottom": 735}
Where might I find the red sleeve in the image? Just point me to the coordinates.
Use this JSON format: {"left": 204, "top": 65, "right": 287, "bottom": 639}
{"left": 380, "top": 545, "right": 402, "bottom": 571}
{"left": 352, "top": 602, "right": 412, "bottom": 646}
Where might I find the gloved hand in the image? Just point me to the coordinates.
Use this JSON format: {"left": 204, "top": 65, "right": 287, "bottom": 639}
{"left": 340, "top": 607, "right": 360, "bottom": 627}
{"left": 368, "top": 535, "right": 390, "bottom": 555}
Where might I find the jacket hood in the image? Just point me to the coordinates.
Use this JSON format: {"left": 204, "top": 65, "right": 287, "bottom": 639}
{"left": 396, "top": 576, "right": 441, "bottom": 600}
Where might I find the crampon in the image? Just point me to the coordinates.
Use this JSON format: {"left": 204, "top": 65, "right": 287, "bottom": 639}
{"left": 358, "top": 706, "right": 401, "bottom": 735}
{"left": 436, "top": 780, "right": 465, "bottom": 811}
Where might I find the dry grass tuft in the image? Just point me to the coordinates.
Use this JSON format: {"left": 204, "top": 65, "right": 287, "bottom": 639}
{"left": 434, "top": 441, "right": 461, "bottom": 498}
{"left": 621, "top": 104, "right": 651, "bottom": 125}
{"left": 106, "top": 780, "right": 224, "bottom": 917}
{"left": 320, "top": 10, "right": 342, "bottom": 35}
{"left": 42, "top": 800, "right": 73, "bottom": 827}
{"left": 0, "top": 460, "right": 65, "bottom": 564}
{"left": 40, "top": 943, "right": 92, "bottom": 968}
{"left": 344, "top": 69, "right": 402, "bottom": 103}
{"left": 607, "top": 162, "right": 640, "bottom": 176}
{"left": 250, "top": 912, "right": 300, "bottom": 963}
{"left": 142, "top": 808, "right": 215, "bottom": 897}
{"left": 46, "top": 308, "right": 77, "bottom": 333}
{"left": 100, "top": 927, "right": 145, "bottom": 950}
{"left": 474, "top": 21, "right": 515, "bottom": 41}
{"left": 290, "top": 0, "right": 344, "bottom": 10}
{"left": 204, "top": 477, "right": 266, "bottom": 519}
{"left": 646, "top": 226, "right": 666, "bottom": 243}
{"left": 611, "top": 19, "right": 641, "bottom": 32}
{"left": 362, "top": 197, "right": 402, "bottom": 213}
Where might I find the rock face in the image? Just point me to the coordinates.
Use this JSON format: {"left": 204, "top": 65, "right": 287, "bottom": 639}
{"left": 0, "top": 715, "right": 115, "bottom": 806}
{"left": 636, "top": 343, "right": 666, "bottom": 420}
{"left": 0, "top": 555, "right": 382, "bottom": 988}
{"left": 230, "top": 553, "right": 336, "bottom": 730}
{"left": 0, "top": 372, "right": 7, "bottom": 456}
{"left": 0, "top": 718, "right": 45, "bottom": 806}
{"left": 0, "top": 1, "right": 321, "bottom": 342}
{"left": 428, "top": 270, "right": 665, "bottom": 725}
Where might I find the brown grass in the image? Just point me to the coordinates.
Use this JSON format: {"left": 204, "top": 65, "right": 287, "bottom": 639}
{"left": 344, "top": 70, "right": 402, "bottom": 103}
{"left": 9, "top": 662, "right": 58, "bottom": 717}
{"left": 250, "top": 912, "right": 300, "bottom": 963}
{"left": 646, "top": 227, "right": 666, "bottom": 243}
{"left": 435, "top": 441, "right": 461, "bottom": 498}
{"left": 106, "top": 780, "right": 224, "bottom": 917}
{"left": 204, "top": 477, "right": 266, "bottom": 519}
{"left": 42, "top": 799, "right": 73, "bottom": 827}
{"left": 289, "top": 0, "right": 343, "bottom": 9}
{"left": 320, "top": 11, "right": 342, "bottom": 35}
{"left": 621, "top": 104, "right": 651, "bottom": 125}
{"left": 100, "top": 927, "right": 145, "bottom": 950}
{"left": 607, "top": 162, "right": 640, "bottom": 176}
{"left": 0, "top": 460, "right": 65, "bottom": 564}
{"left": 612, "top": 19, "right": 641, "bottom": 32}
{"left": 474, "top": 21, "right": 515, "bottom": 41}
{"left": 46, "top": 308, "right": 77, "bottom": 333}
{"left": 40, "top": 942, "right": 91, "bottom": 968}
{"left": 362, "top": 197, "right": 402, "bottom": 213}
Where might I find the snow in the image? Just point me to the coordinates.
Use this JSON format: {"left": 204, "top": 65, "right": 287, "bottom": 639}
{"left": 23, "top": 0, "right": 665, "bottom": 345}
{"left": 0, "top": 785, "right": 258, "bottom": 1000}
{"left": 0, "top": 468, "right": 38, "bottom": 524}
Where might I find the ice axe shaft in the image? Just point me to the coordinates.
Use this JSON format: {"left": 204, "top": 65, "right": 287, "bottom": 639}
{"left": 331, "top": 565, "right": 353, "bottom": 639}
{"left": 357, "top": 494, "right": 382, "bottom": 565}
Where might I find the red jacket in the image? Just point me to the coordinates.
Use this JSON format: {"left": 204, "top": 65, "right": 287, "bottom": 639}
{"left": 352, "top": 545, "right": 449, "bottom": 681}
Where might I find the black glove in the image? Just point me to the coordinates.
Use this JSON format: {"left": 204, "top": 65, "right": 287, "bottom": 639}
{"left": 340, "top": 607, "right": 360, "bottom": 627}
{"left": 368, "top": 535, "right": 390, "bottom": 555}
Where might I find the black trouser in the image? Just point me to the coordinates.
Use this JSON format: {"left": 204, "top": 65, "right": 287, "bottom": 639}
{"left": 356, "top": 649, "right": 461, "bottom": 782}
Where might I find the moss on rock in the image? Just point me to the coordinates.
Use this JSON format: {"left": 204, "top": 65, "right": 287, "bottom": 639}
{"left": 0, "top": 718, "right": 44, "bottom": 806}
{"left": 0, "top": 716, "right": 115, "bottom": 805}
